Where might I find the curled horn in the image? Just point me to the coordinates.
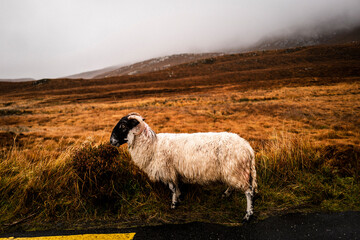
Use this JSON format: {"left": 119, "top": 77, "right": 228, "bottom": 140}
{"left": 129, "top": 112, "right": 145, "bottom": 121}
{"left": 128, "top": 115, "right": 145, "bottom": 135}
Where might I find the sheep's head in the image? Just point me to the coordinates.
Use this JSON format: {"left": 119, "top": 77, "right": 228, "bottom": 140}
{"left": 110, "top": 113, "right": 145, "bottom": 147}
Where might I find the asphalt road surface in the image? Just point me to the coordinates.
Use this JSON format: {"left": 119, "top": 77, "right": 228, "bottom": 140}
{"left": 1, "top": 211, "right": 359, "bottom": 239}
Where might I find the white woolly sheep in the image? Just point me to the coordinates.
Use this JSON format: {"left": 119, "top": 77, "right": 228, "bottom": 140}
{"left": 110, "top": 112, "right": 257, "bottom": 221}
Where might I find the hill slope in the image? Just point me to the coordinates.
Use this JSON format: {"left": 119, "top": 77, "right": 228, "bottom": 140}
{"left": 64, "top": 25, "right": 360, "bottom": 80}
{"left": 246, "top": 25, "right": 360, "bottom": 52}
{"left": 64, "top": 53, "right": 221, "bottom": 80}
{"left": 1, "top": 42, "right": 359, "bottom": 102}
{"left": 65, "top": 65, "right": 120, "bottom": 79}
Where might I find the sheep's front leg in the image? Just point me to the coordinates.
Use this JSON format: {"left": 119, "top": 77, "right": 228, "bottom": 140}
{"left": 168, "top": 182, "right": 181, "bottom": 209}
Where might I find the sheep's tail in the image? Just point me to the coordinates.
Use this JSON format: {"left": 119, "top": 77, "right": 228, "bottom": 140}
{"left": 250, "top": 149, "right": 258, "bottom": 194}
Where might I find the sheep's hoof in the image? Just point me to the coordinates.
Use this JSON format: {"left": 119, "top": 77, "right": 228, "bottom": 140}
{"left": 242, "top": 212, "right": 253, "bottom": 223}
{"left": 171, "top": 202, "right": 177, "bottom": 209}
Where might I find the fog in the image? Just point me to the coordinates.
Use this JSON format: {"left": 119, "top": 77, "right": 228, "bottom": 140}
{"left": 1, "top": 0, "right": 360, "bottom": 79}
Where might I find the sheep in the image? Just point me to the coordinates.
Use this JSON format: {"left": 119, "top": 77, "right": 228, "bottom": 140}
{"left": 110, "top": 112, "right": 257, "bottom": 221}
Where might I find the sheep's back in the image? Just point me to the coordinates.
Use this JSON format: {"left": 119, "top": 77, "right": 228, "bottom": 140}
{"left": 155, "top": 132, "right": 253, "bottom": 185}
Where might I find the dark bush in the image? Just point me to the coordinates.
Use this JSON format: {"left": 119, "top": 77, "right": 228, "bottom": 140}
{"left": 72, "top": 144, "right": 120, "bottom": 201}
{"left": 201, "top": 58, "right": 216, "bottom": 64}
{"left": 324, "top": 144, "right": 360, "bottom": 179}
{"left": 0, "top": 109, "right": 32, "bottom": 116}
{"left": 33, "top": 78, "right": 49, "bottom": 86}
{"left": 72, "top": 143, "right": 150, "bottom": 207}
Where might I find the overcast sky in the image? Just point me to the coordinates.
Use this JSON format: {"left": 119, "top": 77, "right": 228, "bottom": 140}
{"left": 1, "top": 0, "right": 360, "bottom": 79}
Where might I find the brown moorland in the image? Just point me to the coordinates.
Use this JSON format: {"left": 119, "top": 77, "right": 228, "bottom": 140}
{"left": 0, "top": 42, "right": 359, "bottom": 231}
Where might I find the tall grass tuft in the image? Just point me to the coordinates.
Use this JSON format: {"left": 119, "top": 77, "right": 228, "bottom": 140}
{"left": 0, "top": 139, "right": 80, "bottom": 227}
{"left": 257, "top": 132, "right": 322, "bottom": 186}
{"left": 255, "top": 132, "right": 360, "bottom": 214}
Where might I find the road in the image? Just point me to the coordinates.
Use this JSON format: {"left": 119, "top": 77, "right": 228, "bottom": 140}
{"left": 1, "top": 211, "right": 359, "bottom": 239}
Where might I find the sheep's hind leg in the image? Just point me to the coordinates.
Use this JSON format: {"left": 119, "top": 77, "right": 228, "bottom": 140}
{"left": 222, "top": 187, "right": 234, "bottom": 198}
{"left": 243, "top": 189, "right": 254, "bottom": 222}
{"left": 169, "top": 182, "right": 181, "bottom": 209}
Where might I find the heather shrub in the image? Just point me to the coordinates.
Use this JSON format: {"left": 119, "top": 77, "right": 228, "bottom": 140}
{"left": 72, "top": 143, "right": 150, "bottom": 206}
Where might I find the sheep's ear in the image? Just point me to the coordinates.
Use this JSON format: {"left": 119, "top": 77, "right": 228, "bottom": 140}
{"left": 128, "top": 118, "right": 140, "bottom": 128}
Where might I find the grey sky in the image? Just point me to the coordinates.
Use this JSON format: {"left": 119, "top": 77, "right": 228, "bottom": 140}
{"left": 1, "top": 0, "right": 360, "bottom": 79}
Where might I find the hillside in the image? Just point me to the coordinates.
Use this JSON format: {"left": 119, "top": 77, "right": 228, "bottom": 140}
{"left": 64, "top": 53, "right": 221, "bottom": 80}
{"left": 2, "top": 24, "right": 359, "bottom": 82}
{"left": 1, "top": 42, "right": 359, "bottom": 102}
{"left": 246, "top": 25, "right": 360, "bottom": 52}
{"left": 67, "top": 25, "right": 360, "bottom": 80}
{"left": 64, "top": 65, "right": 120, "bottom": 79}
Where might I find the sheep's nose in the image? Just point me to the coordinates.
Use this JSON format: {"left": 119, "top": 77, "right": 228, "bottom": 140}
{"left": 110, "top": 136, "right": 120, "bottom": 147}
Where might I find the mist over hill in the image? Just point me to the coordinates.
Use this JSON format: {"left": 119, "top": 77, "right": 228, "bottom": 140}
{"left": 0, "top": 78, "right": 34, "bottom": 82}
{"left": 1, "top": 21, "right": 359, "bottom": 82}
{"left": 65, "top": 66, "right": 121, "bottom": 79}
{"left": 63, "top": 23, "right": 360, "bottom": 80}
{"left": 245, "top": 23, "right": 360, "bottom": 52}
{"left": 67, "top": 53, "right": 222, "bottom": 80}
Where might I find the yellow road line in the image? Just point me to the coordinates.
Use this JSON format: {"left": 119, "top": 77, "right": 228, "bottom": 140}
{"left": 0, "top": 233, "right": 136, "bottom": 240}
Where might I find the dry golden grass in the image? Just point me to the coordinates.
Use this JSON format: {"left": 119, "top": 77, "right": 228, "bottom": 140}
{"left": 1, "top": 81, "right": 359, "bottom": 150}
{"left": 0, "top": 43, "right": 359, "bottom": 230}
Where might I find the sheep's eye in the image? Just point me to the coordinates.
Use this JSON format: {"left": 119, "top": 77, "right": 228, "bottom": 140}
{"left": 120, "top": 124, "right": 126, "bottom": 131}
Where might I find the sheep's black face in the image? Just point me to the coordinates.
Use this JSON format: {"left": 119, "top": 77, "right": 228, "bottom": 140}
{"left": 110, "top": 116, "right": 140, "bottom": 147}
